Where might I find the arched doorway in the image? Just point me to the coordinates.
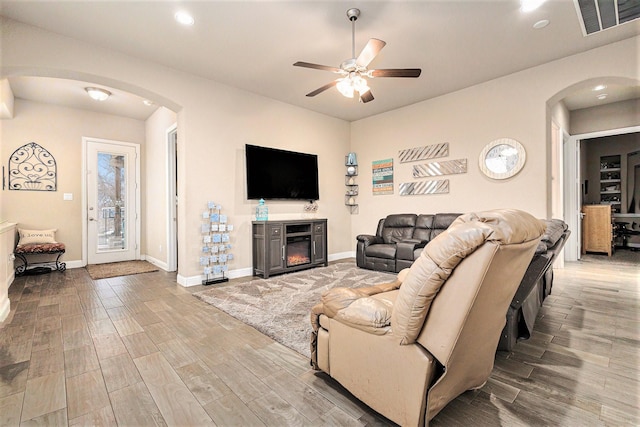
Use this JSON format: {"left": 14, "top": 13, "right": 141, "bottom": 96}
{"left": 1, "top": 70, "right": 182, "bottom": 272}
{"left": 547, "top": 77, "right": 640, "bottom": 262}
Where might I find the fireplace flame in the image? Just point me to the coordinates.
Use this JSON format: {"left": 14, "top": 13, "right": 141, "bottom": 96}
{"left": 288, "top": 254, "right": 310, "bottom": 266}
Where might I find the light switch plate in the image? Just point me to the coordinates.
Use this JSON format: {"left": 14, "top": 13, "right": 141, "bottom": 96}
{"left": 63, "top": 193, "right": 73, "bottom": 200}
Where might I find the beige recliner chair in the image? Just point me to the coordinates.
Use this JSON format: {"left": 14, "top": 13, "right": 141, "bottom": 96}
{"left": 310, "top": 209, "right": 545, "bottom": 426}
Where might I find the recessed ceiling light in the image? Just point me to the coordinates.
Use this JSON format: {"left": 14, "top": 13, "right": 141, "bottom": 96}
{"left": 533, "top": 19, "right": 550, "bottom": 29}
{"left": 593, "top": 84, "right": 607, "bottom": 91}
{"left": 597, "top": 93, "right": 608, "bottom": 100}
{"left": 143, "top": 99, "right": 154, "bottom": 106}
{"left": 85, "top": 87, "right": 111, "bottom": 101}
{"left": 521, "top": 0, "right": 546, "bottom": 12}
{"left": 174, "top": 11, "right": 194, "bottom": 26}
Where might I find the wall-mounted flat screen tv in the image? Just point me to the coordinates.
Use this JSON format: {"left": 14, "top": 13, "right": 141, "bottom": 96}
{"left": 245, "top": 144, "right": 320, "bottom": 201}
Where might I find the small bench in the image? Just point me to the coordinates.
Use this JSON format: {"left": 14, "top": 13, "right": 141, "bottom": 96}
{"left": 14, "top": 242, "right": 66, "bottom": 276}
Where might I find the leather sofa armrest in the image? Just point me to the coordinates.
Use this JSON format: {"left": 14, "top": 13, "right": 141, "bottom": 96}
{"left": 310, "top": 302, "right": 324, "bottom": 332}
{"left": 334, "top": 297, "right": 393, "bottom": 335}
{"left": 322, "top": 288, "right": 368, "bottom": 317}
{"left": 396, "top": 239, "right": 427, "bottom": 260}
{"left": 356, "top": 234, "right": 382, "bottom": 245}
{"left": 401, "top": 238, "right": 423, "bottom": 244}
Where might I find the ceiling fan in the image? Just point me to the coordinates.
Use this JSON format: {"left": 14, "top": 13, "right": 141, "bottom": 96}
{"left": 294, "top": 8, "right": 421, "bottom": 103}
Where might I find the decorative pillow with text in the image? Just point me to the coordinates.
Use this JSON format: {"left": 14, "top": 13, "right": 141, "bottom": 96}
{"left": 18, "top": 228, "right": 57, "bottom": 246}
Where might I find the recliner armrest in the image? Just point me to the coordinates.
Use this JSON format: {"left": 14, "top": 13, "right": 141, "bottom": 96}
{"left": 333, "top": 297, "right": 393, "bottom": 335}
{"left": 356, "top": 234, "right": 382, "bottom": 245}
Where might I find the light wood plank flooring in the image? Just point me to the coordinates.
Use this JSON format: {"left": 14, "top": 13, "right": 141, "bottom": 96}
{"left": 1, "top": 256, "right": 638, "bottom": 426}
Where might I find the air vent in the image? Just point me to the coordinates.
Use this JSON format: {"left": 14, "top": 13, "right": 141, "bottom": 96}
{"left": 574, "top": 0, "right": 640, "bottom": 35}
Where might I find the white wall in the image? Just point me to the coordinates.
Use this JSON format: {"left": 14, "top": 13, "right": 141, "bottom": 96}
{"left": 349, "top": 36, "right": 640, "bottom": 240}
{"left": 570, "top": 98, "right": 640, "bottom": 135}
{"left": 0, "top": 99, "right": 145, "bottom": 264}
{"left": 1, "top": 17, "right": 351, "bottom": 282}
{"left": 144, "top": 107, "right": 177, "bottom": 269}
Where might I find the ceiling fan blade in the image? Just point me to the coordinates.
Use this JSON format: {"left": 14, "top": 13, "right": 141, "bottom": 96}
{"left": 294, "top": 62, "right": 342, "bottom": 73}
{"left": 360, "top": 90, "right": 374, "bottom": 103}
{"left": 370, "top": 69, "right": 422, "bottom": 78}
{"left": 306, "top": 80, "right": 339, "bottom": 97}
{"left": 356, "top": 38, "right": 386, "bottom": 68}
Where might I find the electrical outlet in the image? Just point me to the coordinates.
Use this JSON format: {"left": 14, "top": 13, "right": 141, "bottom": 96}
{"left": 159, "top": 245, "right": 162, "bottom": 253}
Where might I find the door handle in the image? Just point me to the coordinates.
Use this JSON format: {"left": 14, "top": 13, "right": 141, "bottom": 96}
{"left": 89, "top": 217, "right": 96, "bottom": 221}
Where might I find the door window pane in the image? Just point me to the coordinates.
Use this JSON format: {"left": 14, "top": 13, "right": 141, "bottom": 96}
{"left": 97, "top": 153, "right": 126, "bottom": 251}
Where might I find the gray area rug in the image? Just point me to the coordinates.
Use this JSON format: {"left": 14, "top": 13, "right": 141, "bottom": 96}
{"left": 193, "top": 263, "right": 396, "bottom": 357}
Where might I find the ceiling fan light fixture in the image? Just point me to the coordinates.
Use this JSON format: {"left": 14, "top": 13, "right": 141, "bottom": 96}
{"left": 85, "top": 87, "right": 111, "bottom": 101}
{"left": 352, "top": 75, "right": 370, "bottom": 94}
{"left": 337, "top": 78, "right": 355, "bottom": 98}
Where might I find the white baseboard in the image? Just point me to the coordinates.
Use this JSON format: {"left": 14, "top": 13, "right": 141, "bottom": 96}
{"left": 145, "top": 255, "right": 169, "bottom": 271}
{"left": 178, "top": 266, "right": 254, "bottom": 287}
{"left": 65, "top": 260, "right": 85, "bottom": 269}
{"left": 329, "top": 251, "right": 355, "bottom": 261}
{"left": 176, "top": 253, "right": 356, "bottom": 288}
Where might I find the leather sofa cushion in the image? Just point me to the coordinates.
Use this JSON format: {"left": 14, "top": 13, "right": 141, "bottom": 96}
{"left": 433, "top": 213, "right": 461, "bottom": 229}
{"left": 430, "top": 213, "right": 461, "bottom": 240}
{"left": 366, "top": 244, "right": 397, "bottom": 259}
{"left": 380, "top": 214, "right": 417, "bottom": 244}
{"left": 536, "top": 219, "right": 568, "bottom": 253}
{"left": 413, "top": 214, "right": 434, "bottom": 241}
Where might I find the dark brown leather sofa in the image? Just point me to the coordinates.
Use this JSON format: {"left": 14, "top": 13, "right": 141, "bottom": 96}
{"left": 356, "top": 213, "right": 570, "bottom": 352}
{"left": 356, "top": 213, "right": 462, "bottom": 273}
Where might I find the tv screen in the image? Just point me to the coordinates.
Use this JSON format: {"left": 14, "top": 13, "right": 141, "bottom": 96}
{"left": 245, "top": 144, "right": 320, "bottom": 201}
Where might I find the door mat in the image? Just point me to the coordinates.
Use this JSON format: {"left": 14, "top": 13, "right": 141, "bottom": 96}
{"left": 86, "top": 260, "right": 159, "bottom": 280}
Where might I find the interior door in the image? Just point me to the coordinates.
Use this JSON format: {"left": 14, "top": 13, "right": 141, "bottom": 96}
{"left": 86, "top": 139, "right": 139, "bottom": 264}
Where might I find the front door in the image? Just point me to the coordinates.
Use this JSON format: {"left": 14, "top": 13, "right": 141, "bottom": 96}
{"left": 86, "top": 138, "right": 139, "bottom": 264}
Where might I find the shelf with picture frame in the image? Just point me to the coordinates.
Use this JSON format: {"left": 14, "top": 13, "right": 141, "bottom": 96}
{"left": 345, "top": 153, "right": 358, "bottom": 214}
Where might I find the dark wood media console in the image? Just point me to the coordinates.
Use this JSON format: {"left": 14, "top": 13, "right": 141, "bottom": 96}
{"left": 252, "top": 219, "right": 327, "bottom": 278}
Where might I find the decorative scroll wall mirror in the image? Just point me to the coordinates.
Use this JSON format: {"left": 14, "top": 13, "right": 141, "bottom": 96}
{"left": 8, "top": 142, "right": 57, "bottom": 191}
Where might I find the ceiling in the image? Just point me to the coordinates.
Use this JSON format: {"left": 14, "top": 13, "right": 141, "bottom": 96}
{"left": 1, "top": 1, "right": 639, "bottom": 122}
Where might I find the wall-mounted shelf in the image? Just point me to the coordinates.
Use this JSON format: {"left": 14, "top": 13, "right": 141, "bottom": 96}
{"left": 345, "top": 154, "right": 358, "bottom": 214}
